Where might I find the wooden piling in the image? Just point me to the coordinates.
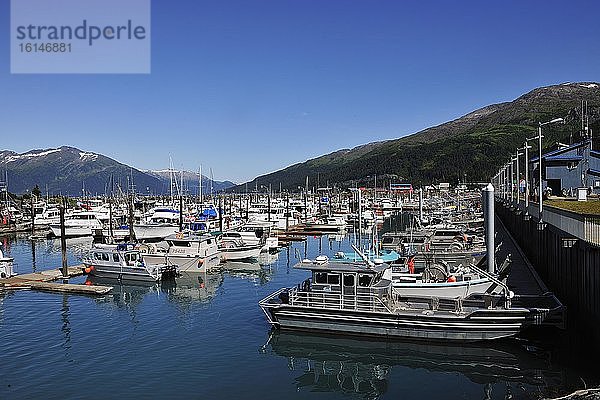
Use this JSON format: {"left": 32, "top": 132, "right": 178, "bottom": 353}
{"left": 59, "top": 201, "right": 67, "bottom": 278}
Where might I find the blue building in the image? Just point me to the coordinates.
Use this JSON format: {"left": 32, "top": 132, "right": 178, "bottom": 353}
{"left": 531, "top": 138, "right": 600, "bottom": 196}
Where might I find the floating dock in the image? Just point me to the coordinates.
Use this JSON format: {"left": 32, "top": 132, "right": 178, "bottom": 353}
{"left": 0, "top": 265, "right": 112, "bottom": 295}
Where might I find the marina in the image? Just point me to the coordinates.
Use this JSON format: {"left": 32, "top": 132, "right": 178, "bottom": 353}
{"left": 2, "top": 1, "right": 600, "bottom": 398}
{"left": 0, "top": 223, "right": 597, "bottom": 399}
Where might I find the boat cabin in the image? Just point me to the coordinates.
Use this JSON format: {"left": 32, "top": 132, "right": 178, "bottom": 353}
{"left": 86, "top": 246, "right": 143, "bottom": 268}
{"left": 295, "top": 256, "right": 392, "bottom": 300}
{"left": 164, "top": 232, "right": 217, "bottom": 256}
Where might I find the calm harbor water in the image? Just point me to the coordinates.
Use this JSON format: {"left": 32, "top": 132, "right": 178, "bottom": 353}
{"left": 0, "top": 233, "right": 597, "bottom": 400}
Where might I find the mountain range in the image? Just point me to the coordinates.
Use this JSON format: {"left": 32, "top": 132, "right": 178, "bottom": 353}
{"left": 2, "top": 82, "right": 599, "bottom": 196}
{"left": 0, "top": 146, "right": 235, "bottom": 196}
{"left": 235, "top": 82, "right": 600, "bottom": 190}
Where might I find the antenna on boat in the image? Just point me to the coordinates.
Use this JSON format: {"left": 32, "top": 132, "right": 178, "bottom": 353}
{"left": 351, "top": 243, "right": 374, "bottom": 268}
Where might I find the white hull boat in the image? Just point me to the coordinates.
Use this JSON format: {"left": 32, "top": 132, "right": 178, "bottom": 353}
{"left": 0, "top": 248, "right": 15, "bottom": 278}
{"left": 140, "top": 232, "right": 221, "bottom": 273}
{"left": 133, "top": 223, "right": 179, "bottom": 241}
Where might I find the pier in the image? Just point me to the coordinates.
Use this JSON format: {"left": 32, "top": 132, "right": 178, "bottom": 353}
{"left": 496, "top": 199, "right": 600, "bottom": 352}
{"left": 0, "top": 265, "right": 112, "bottom": 295}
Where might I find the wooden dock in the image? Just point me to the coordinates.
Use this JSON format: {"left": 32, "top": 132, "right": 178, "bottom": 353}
{"left": 0, "top": 265, "right": 113, "bottom": 295}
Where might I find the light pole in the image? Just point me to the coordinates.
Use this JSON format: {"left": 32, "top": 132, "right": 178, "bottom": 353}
{"left": 515, "top": 150, "right": 523, "bottom": 205}
{"left": 520, "top": 142, "right": 532, "bottom": 215}
{"left": 504, "top": 163, "right": 510, "bottom": 202}
{"left": 531, "top": 117, "right": 564, "bottom": 226}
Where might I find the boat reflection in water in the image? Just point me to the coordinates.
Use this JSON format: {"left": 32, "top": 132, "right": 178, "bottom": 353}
{"left": 222, "top": 260, "right": 274, "bottom": 286}
{"left": 161, "top": 272, "right": 224, "bottom": 305}
{"left": 257, "top": 251, "right": 279, "bottom": 266}
{"left": 86, "top": 276, "right": 160, "bottom": 309}
{"left": 265, "top": 331, "right": 564, "bottom": 399}
{"left": 87, "top": 272, "right": 224, "bottom": 309}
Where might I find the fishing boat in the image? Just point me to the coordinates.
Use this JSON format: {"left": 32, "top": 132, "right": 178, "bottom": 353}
{"left": 391, "top": 256, "right": 510, "bottom": 298}
{"left": 0, "top": 247, "right": 15, "bottom": 278}
{"left": 139, "top": 232, "right": 221, "bottom": 273}
{"left": 259, "top": 256, "right": 552, "bottom": 341}
{"left": 82, "top": 244, "right": 178, "bottom": 282}
{"left": 218, "top": 232, "right": 262, "bottom": 262}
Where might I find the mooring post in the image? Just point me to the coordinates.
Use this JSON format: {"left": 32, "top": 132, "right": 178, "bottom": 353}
{"left": 128, "top": 195, "right": 135, "bottom": 242}
{"left": 59, "top": 198, "right": 68, "bottom": 279}
{"left": 483, "top": 183, "right": 495, "bottom": 273}
{"left": 419, "top": 187, "right": 423, "bottom": 223}
{"left": 219, "top": 195, "right": 223, "bottom": 232}
{"left": 30, "top": 198, "right": 35, "bottom": 235}
{"left": 179, "top": 194, "right": 183, "bottom": 232}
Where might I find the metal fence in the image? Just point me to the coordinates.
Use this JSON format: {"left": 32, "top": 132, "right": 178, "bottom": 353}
{"left": 584, "top": 216, "right": 600, "bottom": 246}
{"left": 288, "top": 287, "right": 391, "bottom": 313}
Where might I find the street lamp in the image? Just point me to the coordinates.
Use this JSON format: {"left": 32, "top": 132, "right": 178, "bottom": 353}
{"left": 520, "top": 142, "right": 532, "bottom": 218}
{"left": 515, "top": 150, "right": 523, "bottom": 205}
{"left": 531, "top": 117, "right": 564, "bottom": 228}
{"left": 510, "top": 157, "right": 519, "bottom": 205}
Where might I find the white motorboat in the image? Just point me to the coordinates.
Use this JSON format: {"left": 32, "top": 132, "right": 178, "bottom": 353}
{"left": 133, "top": 208, "right": 181, "bottom": 241}
{"left": 50, "top": 211, "right": 104, "bottom": 237}
{"left": 33, "top": 202, "right": 61, "bottom": 227}
{"left": 140, "top": 232, "right": 221, "bottom": 273}
{"left": 235, "top": 221, "right": 278, "bottom": 252}
{"left": 0, "top": 247, "right": 15, "bottom": 278}
{"left": 82, "top": 244, "right": 178, "bottom": 282}
{"left": 391, "top": 256, "right": 511, "bottom": 299}
{"left": 218, "top": 232, "right": 262, "bottom": 262}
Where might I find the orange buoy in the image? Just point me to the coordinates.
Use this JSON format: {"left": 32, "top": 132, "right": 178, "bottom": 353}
{"left": 447, "top": 275, "right": 457, "bottom": 283}
{"left": 84, "top": 267, "right": 91, "bottom": 274}
{"left": 84, "top": 280, "right": 92, "bottom": 286}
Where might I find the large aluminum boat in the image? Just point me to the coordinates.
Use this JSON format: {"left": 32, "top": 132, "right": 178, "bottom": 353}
{"left": 259, "top": 256, "right": 551, "bottom": 341}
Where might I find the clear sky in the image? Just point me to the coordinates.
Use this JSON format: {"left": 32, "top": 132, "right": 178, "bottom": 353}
{"left": 1, "top": 0, "right": 600, "bottom": 182}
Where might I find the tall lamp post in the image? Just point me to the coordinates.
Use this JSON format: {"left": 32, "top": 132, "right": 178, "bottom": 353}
{"left": 531, "top": 118, "right": 564, "bottom": 226}
{"left": 520, "top": 142, "right": 532, "bottom": 217}
{"left": 515, "top": 150, "right": 523, "bottom": 205}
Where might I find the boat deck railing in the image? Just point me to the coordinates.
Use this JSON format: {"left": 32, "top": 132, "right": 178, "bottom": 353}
{"left": 287, "top": 287, "right": 392, "bottom": 313}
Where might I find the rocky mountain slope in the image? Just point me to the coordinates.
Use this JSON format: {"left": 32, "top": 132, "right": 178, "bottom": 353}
{"left": 235, "top": 82, "right": 600, "bottom": 190}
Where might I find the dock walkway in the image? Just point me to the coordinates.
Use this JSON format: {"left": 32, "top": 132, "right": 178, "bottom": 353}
{"left": 495, "top": 216, "right": 548, "bottom": 296}
{"left": 0, "top": 265, "right": 112, "bottom": 295}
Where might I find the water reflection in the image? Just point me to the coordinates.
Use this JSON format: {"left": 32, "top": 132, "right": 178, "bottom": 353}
{"left": 265, "top": 331, "right": 564, "bottom": 399}
{"left": 257, "top": 251, "right": 279, "bottom": 266}
{"left": 61, "top": 294, "right": 72, "bottom": 360}
{"left": 88, "top": 276, "right": 159, "bottom": 310}
{"left": 161, "top": 272, "right": 223, "bottom": 305}
{"left": 224, "top": 260, "right": 274, "bottom": 286}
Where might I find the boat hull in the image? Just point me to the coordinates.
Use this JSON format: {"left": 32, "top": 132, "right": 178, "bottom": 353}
{"left": 220, "top": 245, "right": 261, "bottom": 261}
{"left": 133, "top": 224, "right": 179, "bottom": 241}
{"left": 86, "top": 264, "right": 160, "bottom": 282}
{"left": 142, "top": 252, "right": 220, "bottom": 273}
{"left": 262, "top": 304, "right": 531, "bottom": 341}
{"left": 50, "top": 225, "right": 94, "bottom": 237}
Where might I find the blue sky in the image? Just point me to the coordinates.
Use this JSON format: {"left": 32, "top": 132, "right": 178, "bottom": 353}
{"left": 1, "top": 0, "right": 600, "bottom": 182}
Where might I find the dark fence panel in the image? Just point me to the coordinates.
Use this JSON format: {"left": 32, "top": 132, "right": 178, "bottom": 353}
{"left": 496, "top": 201, "right": 600, "bottom": 349}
